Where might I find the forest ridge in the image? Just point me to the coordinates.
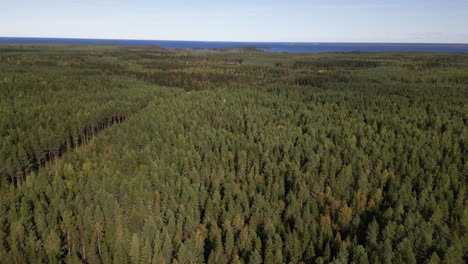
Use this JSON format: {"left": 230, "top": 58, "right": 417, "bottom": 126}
{"left": 0, "top": 45, "right": 467, "bottom": 263}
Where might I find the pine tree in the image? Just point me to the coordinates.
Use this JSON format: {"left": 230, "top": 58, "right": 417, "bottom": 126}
{"left": 44, "top": 230, "right": 61, "bottom": 263}
{"left": 366, "top": 218, "right": 379, "bottom": 248}
{"left": 248, "top": 250, "right": 262, "bottom": 264}
{"left": 351, "top": 245, "right": 368, "bottom": 264}
{"left": 141, "top": 239, "right": 153, "bottom": 264}
{"left": 130, "top": 234, "right": 141, "bottom": 264}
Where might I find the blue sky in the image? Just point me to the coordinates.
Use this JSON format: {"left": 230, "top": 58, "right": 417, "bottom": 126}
{"left": 2, "top": 0, "right": 468, "bottom": 43}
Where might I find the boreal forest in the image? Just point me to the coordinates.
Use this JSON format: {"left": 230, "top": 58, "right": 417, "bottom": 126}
{"left": 0, "top": 45, "right": 467, "bottom": 264}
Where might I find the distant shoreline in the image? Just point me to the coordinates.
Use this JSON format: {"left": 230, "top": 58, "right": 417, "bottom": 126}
{"left": 187, "top": 46, "right": 271, "bottom": 52}
{"left": 1, "top": 37, "right": 467, "bottom": 53}
{"left": 1, "top": 37, "right": 467, "bottom": 45}
{"left": 282, "top": 42, "right": 468, "bottom": 47}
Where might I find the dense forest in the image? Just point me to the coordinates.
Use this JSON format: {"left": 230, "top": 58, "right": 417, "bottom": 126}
{"left": 0, "top": 44, "right": 467, "bottom": 264}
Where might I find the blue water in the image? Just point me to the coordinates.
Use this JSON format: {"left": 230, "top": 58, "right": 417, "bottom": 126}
{"left": 1, "top": 37, "right": 468, "bottom": 53}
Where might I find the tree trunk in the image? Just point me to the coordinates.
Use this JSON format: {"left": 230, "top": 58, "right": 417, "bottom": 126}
{"left": 82, "top": 239, "right": 86, "bottom": 261}
{"left": 98, "top": 237, "right": 102, "bottom": 258}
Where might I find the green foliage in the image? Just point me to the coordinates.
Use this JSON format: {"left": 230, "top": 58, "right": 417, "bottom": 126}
{"left": 0, "top": 45, "right": 467, "bottom": 263}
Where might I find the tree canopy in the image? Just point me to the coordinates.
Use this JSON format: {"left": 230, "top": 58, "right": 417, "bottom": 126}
{"left": 0, "top": 45, "right": 467, "bottom": 263}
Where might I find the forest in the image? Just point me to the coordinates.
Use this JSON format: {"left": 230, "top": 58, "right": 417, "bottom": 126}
{"left": 0, "top": 44, "right": 467, "bottom": 264}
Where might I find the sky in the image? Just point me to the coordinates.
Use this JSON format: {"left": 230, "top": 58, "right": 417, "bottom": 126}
{"left": 1, "top": 0, "right": 468, "bottom": 43}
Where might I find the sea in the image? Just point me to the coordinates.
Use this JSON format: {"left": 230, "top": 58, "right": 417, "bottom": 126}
{"left": 1, "top": 37, "right": 468, "bottom": 53}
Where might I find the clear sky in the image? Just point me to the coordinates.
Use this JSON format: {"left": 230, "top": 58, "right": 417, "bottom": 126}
{"left": 2, "top": 0, "right": 468, "bottom": 43}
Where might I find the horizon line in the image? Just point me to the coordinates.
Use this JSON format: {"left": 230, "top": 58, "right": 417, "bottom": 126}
{"left": 1, "top": 36, "right": 467, "bottom": 45}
